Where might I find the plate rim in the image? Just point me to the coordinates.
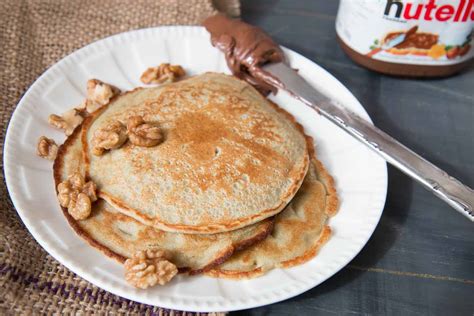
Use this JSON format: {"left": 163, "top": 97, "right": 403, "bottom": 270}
{"left": 3, "top": 25, "right": 388, "bottom": 312}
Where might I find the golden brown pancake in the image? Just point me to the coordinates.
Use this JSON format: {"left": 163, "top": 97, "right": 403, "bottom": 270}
{"left": 206, "top": 144, "right": 338, "bottom": 279}
{"left": 53, "top": 127, "right": 274, "bottom": 274}
{"left": 82, "top": 73, "right": 309, "bottom": 234}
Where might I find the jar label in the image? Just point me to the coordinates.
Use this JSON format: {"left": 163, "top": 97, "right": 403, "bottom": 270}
{"left": 336, "top": 0, "right": 474, "bottom": 65}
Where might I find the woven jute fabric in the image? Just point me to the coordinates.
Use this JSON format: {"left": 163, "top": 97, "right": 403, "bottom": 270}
{"left": 0, "top": 0, "right": 239, "bottom": 314}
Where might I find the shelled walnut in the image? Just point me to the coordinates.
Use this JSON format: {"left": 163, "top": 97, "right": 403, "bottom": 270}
{"left": 48, "top": 109, "right": 84, "bottom": 136}
{"left": 91, "top": 121, "right": 128, "bottom": 156}
{"left": 57, "top": 172, "right": 97, "bottom": 220}
{"left": 124, "top": 249, "right": 178, "bottom": 289}
{"left": 36, "top": 136, "right": 58, "bottom": 160}
{"left": 127, "top": 116, "right": 163, "bottom": 147}
{"left": 140, "top": 63, "right": 185, "bottom": 84}
{"left": 83, "top": 79, "right": 120, "bottom": 113}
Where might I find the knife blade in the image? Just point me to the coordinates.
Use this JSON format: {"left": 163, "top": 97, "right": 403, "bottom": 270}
{"left": 256, "top": 62, "right": 474, "bottom": 221}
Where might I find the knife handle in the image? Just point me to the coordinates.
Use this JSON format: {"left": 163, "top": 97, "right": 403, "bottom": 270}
{"left": 316, "top": 98, "right": 474, "bottom": 221}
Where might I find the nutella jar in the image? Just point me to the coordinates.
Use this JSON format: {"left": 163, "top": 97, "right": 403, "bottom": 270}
{"left": 336, "top": 0, "right": 474, "bottom": 77}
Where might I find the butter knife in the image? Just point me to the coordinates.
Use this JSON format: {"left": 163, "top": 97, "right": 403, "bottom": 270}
{"left": 255, "top": 62, "right": 474, "bottom": 221}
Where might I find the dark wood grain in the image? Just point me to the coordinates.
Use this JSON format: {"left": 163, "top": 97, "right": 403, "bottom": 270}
{"left": 236, "top": 0, "right": 474, "bottom": 315}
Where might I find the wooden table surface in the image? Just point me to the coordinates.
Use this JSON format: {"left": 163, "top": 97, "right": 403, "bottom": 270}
{"left": 237, "top": 1, "right": 474, "bottom": 315}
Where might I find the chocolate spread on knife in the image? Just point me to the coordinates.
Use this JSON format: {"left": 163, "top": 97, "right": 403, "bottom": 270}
{"left": 202, "top": 14, "right": 285, "bottom": 94}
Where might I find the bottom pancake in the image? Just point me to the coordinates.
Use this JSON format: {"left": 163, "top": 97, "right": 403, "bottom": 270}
{"left": 54, "top": 126, "right": 273, "bottom": 274}
{"left": 206, "top": 147, "right": 338, "bottom": 279}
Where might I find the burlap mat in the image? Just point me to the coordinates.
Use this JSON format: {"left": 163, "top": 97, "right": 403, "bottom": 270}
{"left": 0, "top": 0, "right": 240, "bottom": 314}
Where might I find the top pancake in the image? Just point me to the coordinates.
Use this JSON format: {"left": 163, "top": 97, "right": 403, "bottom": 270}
{"left": 53, "top": 127, "right": 274, "bottom": 274}
{"left": 82, "top": 73, "right": 309, "bottom": 234}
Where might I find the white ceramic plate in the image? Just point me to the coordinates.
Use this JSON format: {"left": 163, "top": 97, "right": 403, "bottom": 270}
{"left": 4, "top": 26, "right": 387, "bottom": 312}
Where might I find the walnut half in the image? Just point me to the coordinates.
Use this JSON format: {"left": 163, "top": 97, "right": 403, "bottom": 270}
{"left": 91, "top": 121, "right": 128, "bottom": 156}
{"left": 85, "top": 79, "right": 120, "bottom": 113}
{"left": 68, "top": 192, "right": 91, "bottom": 220}
{"left": 73, "top": 79, "right": 120, "bottom": 115}
{"left": 124, "top": 249, "right": 178, "bottom": 289}
{"left": 57, "top": 172, "right": 97, "bottom": 220}
{"left": 127, "top": 116, "right": 163, "bottom": 147}
{"left": 140, "top": 63, "right": 185, "bottom": 84}
{"left": 48, "top": 109, "right": 84, "bottom": 136}
{"left": 36, "top": 136, "right": 58, "bottom": 160}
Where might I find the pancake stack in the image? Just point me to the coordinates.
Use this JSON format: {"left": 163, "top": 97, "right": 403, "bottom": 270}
{"left": 53, "top": 73, "right": 338, "bottom": 282}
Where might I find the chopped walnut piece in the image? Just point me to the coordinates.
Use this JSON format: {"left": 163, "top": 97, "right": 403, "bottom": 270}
{"left": 144, "top": 249, "right": 166, "bottom": 259}
{"left": 36, "top": 136, "right": 58, "bottom": 160}
{"left": 72, "top": 80, "right": 119, "bottom": 115}
{"left": 91, "top": 121, "right": 128, "bottom": 156}
{"left": 127, "top": 116, "right": 163, "bottom": 147}
{"left": 85, "top": 99, "right": 103, "bottom": 114}
{"left": 82, "top": 181, "right": 98, "bottom": 202}
{"left": 87, "top": 79, "right": 119, "bottom": 105}
{"left": 48, "top": 114, "right": 67, "bottom": 130}
{"left": 75, "top": 99, "right": 87, "bottom": 112}
{"left": 68, "top": 192, "right": 91, "bottom": 220}
{"left": 76, "top": 79, "right": 121, "bottom": 114}
{"left": 124, "top": 249, "right": 177, "bottom": 289}
{"left": 140, "top": 63, "right": 185, "bottom": 84}
{"left": 48, "top": 109, "right": 84, "bottom": 136}
{"left": 56, "top": 172, "right": 97, "bottom": 220}
{"left": 57, "top": 181, "right": 75, "bottom": 208}
{"left": 75, "top": 99, "right": 102, "bottom": 115}
{"left": 68, "top": 172, "right": 85, "bottom": 189}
